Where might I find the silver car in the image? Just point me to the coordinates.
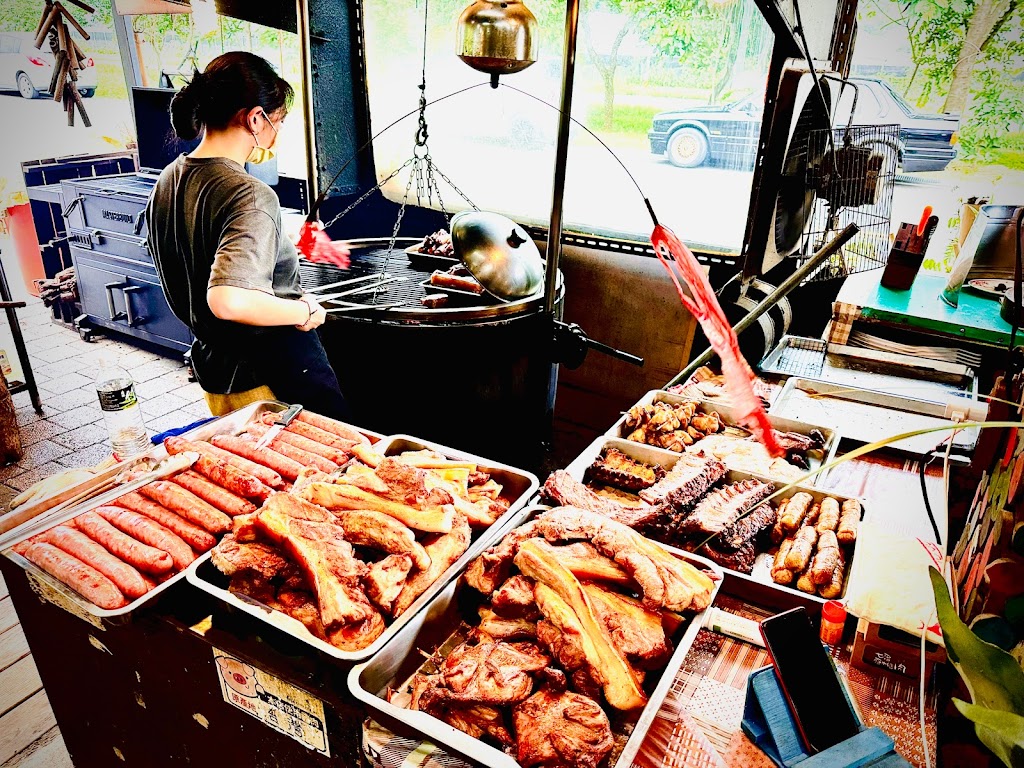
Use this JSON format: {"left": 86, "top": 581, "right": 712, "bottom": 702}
{"left": 0, "top": 32, "right": 97, "bottom": 99}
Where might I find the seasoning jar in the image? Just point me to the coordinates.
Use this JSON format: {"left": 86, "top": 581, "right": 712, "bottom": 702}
{"left": 820, "top": 600, "right": 847, "bottom": 646}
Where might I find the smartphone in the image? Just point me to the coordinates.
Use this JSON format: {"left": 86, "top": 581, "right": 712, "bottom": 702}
{"left": 759, "top": 607, "right": 861, "bottom": 753}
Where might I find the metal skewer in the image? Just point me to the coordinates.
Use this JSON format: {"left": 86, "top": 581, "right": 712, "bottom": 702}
{"left": 306, "top": 273, "right": 393, "bottom": 294}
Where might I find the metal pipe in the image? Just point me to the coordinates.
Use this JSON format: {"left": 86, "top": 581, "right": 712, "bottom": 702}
{"left": 543, "top": 0, "right": 581, "bottom": 315}
{"left": 666, "top": 222, "right": 859, "bottom": 387}
{"left": 296, "top": 0, "right": 319, "bottom": 201}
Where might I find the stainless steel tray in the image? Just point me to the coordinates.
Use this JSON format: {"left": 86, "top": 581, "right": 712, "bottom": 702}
{"left": 185, "top": 434, "right": 539, "bottom": 663}
{"left": 348, "top": 504, "right": 723, "bottom": 768}
{"left": 560, "top": 437, "right": 864, "bottom": 605}
{"left": 606, "top": 390, "right": 838, "bottom": 486}
{"left": 760, "top": 335, "right": 978, "bottom": 403}
{"left": 770, "top": 377, "right": 979, "bottom": 456}
{"left": 0, "top": 400, "right": 290, "bottom": 620}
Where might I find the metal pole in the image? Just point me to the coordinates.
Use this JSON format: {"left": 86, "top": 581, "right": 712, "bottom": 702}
{"left": 296, "top": 0, "right": 319, "bottom": 201}
{"left": 543, "top": 0, "right": 581, "bottom": 315}
{"left": 666, "top": 222, "right": 860, "bottom": 387}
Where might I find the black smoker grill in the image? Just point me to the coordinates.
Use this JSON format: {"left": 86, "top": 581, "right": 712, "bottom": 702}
{"left": 301, "top": 239, "right": 563, "bottom": 470}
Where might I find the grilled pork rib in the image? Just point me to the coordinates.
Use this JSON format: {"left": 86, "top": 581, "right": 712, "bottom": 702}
{"left": 584, "top": 448, "right": 664, "bottom": 491}
{"left": 541, "top": 471, "right": 653, "bottom": 527}
{"left": 680, "top": 478, "right": 775, "bottom": 536}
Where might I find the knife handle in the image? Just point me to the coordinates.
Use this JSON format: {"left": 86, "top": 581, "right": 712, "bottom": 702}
{"left": 274, "top": 403, "right": 304, "bottom": 426}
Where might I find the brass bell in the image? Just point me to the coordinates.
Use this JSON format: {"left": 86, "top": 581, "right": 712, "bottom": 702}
{"left": 456, "top": 0, "right": 538, "bottom": 87}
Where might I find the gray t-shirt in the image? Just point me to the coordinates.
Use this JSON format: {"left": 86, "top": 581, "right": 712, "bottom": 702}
{"left": 146, "top": 155, "right": 302, "bottom": 393}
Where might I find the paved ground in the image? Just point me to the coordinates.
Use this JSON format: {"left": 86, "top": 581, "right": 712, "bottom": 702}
{"left": 1, "top": 299, "right": 208, "bottom": 512}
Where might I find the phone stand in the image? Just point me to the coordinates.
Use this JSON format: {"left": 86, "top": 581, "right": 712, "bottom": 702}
{"left": 741, "top": 666, "right": 913, "bottom": 767}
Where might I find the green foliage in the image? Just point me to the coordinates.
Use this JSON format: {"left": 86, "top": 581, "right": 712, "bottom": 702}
{"left": 931, "top": 566, "right": 1024, "bottom": 767}
{"left": 0, "top": 0, "right": 112, "bottom": 32}
{"left": 585, "top": 103, "right": 658, "bottom": 134}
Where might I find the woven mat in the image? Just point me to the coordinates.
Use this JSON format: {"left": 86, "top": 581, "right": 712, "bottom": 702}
{"left": 631, "top": 596, "right": 937, "bottom": 768}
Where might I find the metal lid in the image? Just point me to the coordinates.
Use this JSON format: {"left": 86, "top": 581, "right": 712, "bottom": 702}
{"left": 451, "top": 210, "right": 544, "bottom": 302}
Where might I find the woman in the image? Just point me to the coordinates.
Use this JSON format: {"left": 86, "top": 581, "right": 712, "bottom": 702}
{"left": 146, "top": 51, "right": 348, "bottom": 419}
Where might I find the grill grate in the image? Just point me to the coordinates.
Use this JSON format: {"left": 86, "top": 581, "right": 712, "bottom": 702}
{"left": 298, "top": 243, "right": 498, "bottom": 308}
{"left": 761, "top": 337, "right": 827, "bottom": 378}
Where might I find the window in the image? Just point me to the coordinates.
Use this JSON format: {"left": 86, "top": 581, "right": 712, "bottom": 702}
{"left": 362, "top": 0, "right": 774, "bottom": 254}
{"left": 130, "top": 9, "right": 307, "bottom": 178}
{"left": 854, "top": 1, "right": 1024, "bottom": 273}
{"left": 0, "top": 35, "right": 21, "bottom": 54}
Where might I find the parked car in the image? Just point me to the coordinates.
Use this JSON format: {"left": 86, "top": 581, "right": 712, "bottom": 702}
{"left": 0, "top": 32, "right": 97, "bottom": 99}
{"left": 648, "top": 77, "right": 959, "bottom": 173}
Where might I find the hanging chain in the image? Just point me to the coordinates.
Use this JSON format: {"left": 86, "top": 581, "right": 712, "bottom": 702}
{"left": 371, "top": 160, "right": 418, "bottom": 302}
{"left": 320, "top": 158, "right": 414, "bottom": 231}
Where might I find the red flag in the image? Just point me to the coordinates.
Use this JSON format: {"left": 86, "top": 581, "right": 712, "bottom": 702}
{"left": 296, "top": 220, "right": 351, "bottom": 269}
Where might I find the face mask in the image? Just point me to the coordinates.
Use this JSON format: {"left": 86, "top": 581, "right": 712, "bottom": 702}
{"left": 247, "top": 110, "right": 278, "bottom": 164}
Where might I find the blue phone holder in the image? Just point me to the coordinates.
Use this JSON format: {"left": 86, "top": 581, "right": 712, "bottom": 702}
{"left": 741, "top": 666, "right": 913, "bottom": 767}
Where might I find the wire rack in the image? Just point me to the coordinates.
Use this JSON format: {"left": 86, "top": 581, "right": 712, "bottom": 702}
{"left": 759, "top": 336, "right": 827, "bottom": 378}
{"left": 796, "top": 123, "right": 899, "bottom": 283}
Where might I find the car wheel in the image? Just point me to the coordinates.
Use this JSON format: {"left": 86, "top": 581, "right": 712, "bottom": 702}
{"left": 17, "top": 72, "right": 39, "bottom": 99}
{"left": 667, "top": 127, "right": 709, "bottom": 168}
{"left": 78, "top": 87, "right": 95, "bottom": 98}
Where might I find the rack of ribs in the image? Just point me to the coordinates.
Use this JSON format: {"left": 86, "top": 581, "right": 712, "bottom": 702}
{"left": 541, "top": 471, "right": 653, "bottom": 528}
{"left": 678, "top": 478, "right": 775, "bottom": 536}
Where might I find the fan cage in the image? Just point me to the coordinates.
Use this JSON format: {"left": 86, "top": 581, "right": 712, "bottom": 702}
{"left": 795, "top": 123, "right": 900, "bottom": 283}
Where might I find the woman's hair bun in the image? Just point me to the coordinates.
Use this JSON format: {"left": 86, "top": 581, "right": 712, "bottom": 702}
{"left": 169, "top": 70, "right": 206, "bottom": 141}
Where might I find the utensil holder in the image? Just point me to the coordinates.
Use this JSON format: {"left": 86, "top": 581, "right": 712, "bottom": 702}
{"left": 741, "top": 666, "right": 912, "bottom": 767}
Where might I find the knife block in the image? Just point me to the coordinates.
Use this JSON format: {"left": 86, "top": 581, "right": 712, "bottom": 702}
{"left": 741, "top": 666, "right": 912, "bottom": 767}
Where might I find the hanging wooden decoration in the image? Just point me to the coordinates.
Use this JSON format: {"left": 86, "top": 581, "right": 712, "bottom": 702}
{"left": 33, "top": 0, "right": 94, "bottom": 127}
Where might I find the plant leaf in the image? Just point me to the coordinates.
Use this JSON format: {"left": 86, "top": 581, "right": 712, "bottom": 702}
{"left": 931, "top": 567, "right": 1024, "bottom": 713}
{"left": 954, "top": 700, "right": 1024, "bottom": 768}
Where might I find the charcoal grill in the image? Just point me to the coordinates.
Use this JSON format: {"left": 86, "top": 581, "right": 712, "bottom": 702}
{"left": 302, "top": 239, "right": 564, "bottom": 469}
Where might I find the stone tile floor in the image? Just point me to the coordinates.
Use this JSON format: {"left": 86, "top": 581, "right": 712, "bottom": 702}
{"left": 2, "top": 299, "right": 208, "bottom": 512}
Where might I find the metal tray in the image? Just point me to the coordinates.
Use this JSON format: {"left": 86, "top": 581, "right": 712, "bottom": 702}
{"left": 607, "top": 390, "right": 839, "bottom": 486}
{"left": 760, "top": 335, "right": 978, "bottom": 403}
{"left": 560, "top": 437, "right": 865, "bottom": 605}
{"left": 185, "top": 434, "right": 539, "bottom": 663}
{"left": 405, "top": 242, "right": 459, "bottom": 271}
{"left": 770, "top": 377, "right": 979, "bottom": 456}
{"left": 0, "top": 400, "right": 292, "bottom": 620}
{"left": 348, "top": 504, "right": 723, "bottom": 768}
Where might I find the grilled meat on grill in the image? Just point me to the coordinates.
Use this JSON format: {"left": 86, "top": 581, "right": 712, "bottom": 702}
{"left": 584, "top": 448, "right": 664, "bottom": 491}
{"left": 679, "top": 478, "right": 775, "bottom": 536}
{"left": 541, "top": 471, "right": 653, "bottom": 527}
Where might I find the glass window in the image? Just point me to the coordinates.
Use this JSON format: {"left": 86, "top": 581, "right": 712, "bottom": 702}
{"left": 854, "top": 1, "right": 1024, "bottom": 273}
{"left": 130, "top": 9, "right": 307, "bottom": 178}
{"left": 362, "top": 0, "right": 774, "bottom": 254}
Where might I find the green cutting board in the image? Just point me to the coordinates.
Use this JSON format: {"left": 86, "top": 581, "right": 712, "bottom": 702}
{"left": 858, "top": 274, "right": 1013, "bottom": 346}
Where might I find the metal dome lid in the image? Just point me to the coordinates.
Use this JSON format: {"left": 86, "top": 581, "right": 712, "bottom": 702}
{"left": 450, "top": 210, "right": 544, "bottom": 302}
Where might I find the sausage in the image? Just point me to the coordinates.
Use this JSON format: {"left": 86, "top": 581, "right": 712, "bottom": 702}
{"left": 243, "top": 424, "right": 339, "bottom": 473}
{"left": 281, "top": 419, "right": 357, "bottom": 451}
{"left": 192, "top": 454, "right": 271, "bottom": 502}
{"left": 809, "top": 530, "right": 840, "bottom": 585}
{"left": 164, "top": 436, "right": 284, "bottom": 489}
{"left": 114, "top": 492, "right": 217, "bottom": 552}
{"left": 245, "top": 422, "right": 349, "bottom": 464}
{"left": 94, "top": 506, "right": 195, "bottom": 571}
{"left": 22, "top": 542, "right": 127, "bottom": 610}
{"left": 837, "top": 499, "right": 861, "bottom": 544}
{"left": 41, "top": 525, "right": 149, "bottom": 599}
{"left": 294, "top": 410, "right": 371, "bottom": 445}
{"left": 770, "top": 538, "right": 795, "bottom": 584}
{"left": 780, "top": 492, "right": 813, "bottom": 532}
{"left": 429, "top": 270, "right": 483, "bottom": 294}
{"left": 819, "top": 551, "right": 847, "bottom": 599}
{"left": 139, "top": 481, "right": 232, "bottom": 535}
{"left": 210, "top": 435, "right": 305, "bottom": 482}
{"left": 816, "top": 497, "right": 841, "bottom": 533}
{"left": 172, "top": 470, "right": 256, "bottom": 517}
{"left": 784, "top": 526, "right": 818, "bottom": 572}
{"left": 74, "top": 512, "right": 174, "bottom": 575}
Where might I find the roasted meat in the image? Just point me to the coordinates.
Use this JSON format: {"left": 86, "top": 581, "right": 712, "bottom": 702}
{"left": 638, "top": 452, "right": 727, "bottom": 508}
{"left": 699, "top": 541, "right": 757, "bottom": 574}
{"left": 391, "top": 512, "right": 472, "bottom": 617}
{"left": 326, "top": 609, "right": 387, "bottom": 651}
{"left": 442, "top": 705, "right": 515, "bottom": 747}
{"left": 211, "top": 535, "right": 290, "bottom": 579}
{"left": 541, "top": 471, "right": 653, "bottom": 527}
{"left": 426, "top": 639, "right": 550, "bottom": 705}
{"left": 718, "top": 501, "right": 778, "bottom": 551}
{"left": 255, "top": 494, "right": 372, "bottom": 627}
{"left": 584, "top": 448, "right": 663, "bottom": 491}
{"left": 520, "top": 543, "right": 647, "bottom": 711}
{"left": 464, "top": 520, "right": 542, "bottom": 595}
{"left": 687, "top": 434, "right": 807, "bottom": 482}
{"left": 332, "top": 509, "right": 430, "bottom": 570}
{"left": 478, "top": 606, "right": 537, "bottom": 641}
{"left": 513, "top": 684, "right": 614, "bottom": 768}
{"left": 491, "top": 575, "right": 540, "bottom": 618}
{"left": 364, "top": 554, "right": 413, "bottom": 614}
{"left": 680, "top": 478, "right": 775, "bottom": 536}
{"left": 300, "top": 481, "right": 455, "bottom": 534}
{"left": 583, "top": 582, "right": 671, "bottom": 668}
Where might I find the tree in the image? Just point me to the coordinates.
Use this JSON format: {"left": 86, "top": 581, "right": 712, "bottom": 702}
{"left": 580, "top": 1, "right": 636, "bottom": 129}
{"left": 942, "top": 0, "right": 1016, "bottom": 114}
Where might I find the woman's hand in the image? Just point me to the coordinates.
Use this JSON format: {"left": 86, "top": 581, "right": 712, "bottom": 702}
{"left": 296, "top": 295, "right": 326, "bottom": 331}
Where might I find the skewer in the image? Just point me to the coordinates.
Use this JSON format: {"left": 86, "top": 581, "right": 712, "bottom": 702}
{"left": 306, "top": 272, "right": 392, "bottom": 293}
{"left": 318, "top": 275, "right": 406, "bottom": 300}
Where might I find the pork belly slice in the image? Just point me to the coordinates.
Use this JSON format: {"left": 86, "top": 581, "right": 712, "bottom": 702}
{"left": 582, "top": 582, "right": 671, "bottom": 668}
{"left": 334, "top": 509, "right": 430, "bottom": 570}
{"left": 211, "top": 535, "right": 290, "bottom": 579}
